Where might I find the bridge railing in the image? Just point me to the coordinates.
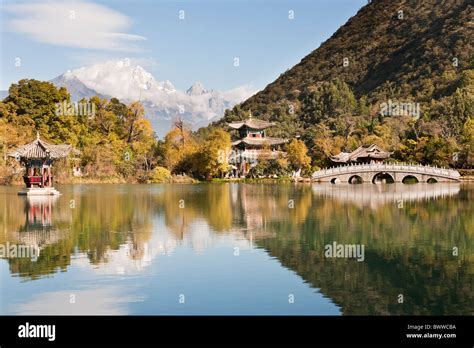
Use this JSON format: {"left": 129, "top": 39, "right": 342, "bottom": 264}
{"left": 312, "top": 162, "right": 461, "bottom": 179}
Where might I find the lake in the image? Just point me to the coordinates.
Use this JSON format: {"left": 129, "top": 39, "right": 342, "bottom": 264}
{"left": 0, "top": 183, "right": 472, "bottom": 315}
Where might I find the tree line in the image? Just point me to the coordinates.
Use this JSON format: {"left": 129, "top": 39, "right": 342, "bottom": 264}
{"left": 1, "top": 76, "right": 471, "bottom": 184}
{"left": 218, "top": 72, "right": 473, "bottom": 170}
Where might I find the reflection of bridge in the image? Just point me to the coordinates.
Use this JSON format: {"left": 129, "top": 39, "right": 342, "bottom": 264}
{"left": 312, "top": 183, "right": 460, "bottom": 209}
{"left": 312, "top": 163, "right": 461, "bottom": 183}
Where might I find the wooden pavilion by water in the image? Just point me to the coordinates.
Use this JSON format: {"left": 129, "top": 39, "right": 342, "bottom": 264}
{"left": 8, "top": 133, "right": 77, "bottom": 196}
{"left": 330, "top": 144, "right": 392, "bottom": 165}
{"left": 227, "top": 116, "right": 288, "bottom": 176}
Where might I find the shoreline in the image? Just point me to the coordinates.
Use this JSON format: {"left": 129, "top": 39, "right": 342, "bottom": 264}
{"left": 2, "top": 169, "right": 473, "bottom": 186}
{"left": 2, "top": 176, "right": 473, "bottom": 186}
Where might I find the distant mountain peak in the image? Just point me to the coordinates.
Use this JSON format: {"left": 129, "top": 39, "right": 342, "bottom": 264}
{"left": 161, "top": 80, "right": 176, "bottom": 92}
{"left": 65, "top": 59, "right": 160, "bottom": 100}
{"left": 62, "top": 70, "right": 75, "bottom": 80}
{"left": 49, "top": 58, "right": 256, "bottom": 137}
{"left": 50, "top": 72, "right": 108, "bottom": 101}
{"left": 186, "top": 81, "right": 209, "bottom": 96}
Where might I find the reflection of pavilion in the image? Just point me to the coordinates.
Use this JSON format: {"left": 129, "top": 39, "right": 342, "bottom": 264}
{"left": 312, "top": 183, "right": 461, "bottom": 209}
{"left": 14, "top": 196, "right": 66, "bottom": 252}
{"left": 23, "top": 195, "right": 58, "bottom": 229}
{"left": 232, "top": 185, "right": 279, "bottom": 240}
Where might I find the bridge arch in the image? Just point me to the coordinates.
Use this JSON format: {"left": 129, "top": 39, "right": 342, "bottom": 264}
{"left": 427, "top": 177, "right": 438, "bottom": 184}
{"left": 372, "top": 172, "right": 394, "bottom": 184}
{"left": 330, "top": 178, "right": 340, "bottom": 184}
{"left": 402, "top": 175, "right": 419, "bottom": 184}
{"left": 311, "top": 163, "right": 461, "bottom": 183}
{"left": 348, "top": 175, "right": 363, "bottom": 184}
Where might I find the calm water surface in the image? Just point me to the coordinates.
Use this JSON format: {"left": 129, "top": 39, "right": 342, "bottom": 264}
{"left": 0, "top": 183, "right": 472, "bottom": 315}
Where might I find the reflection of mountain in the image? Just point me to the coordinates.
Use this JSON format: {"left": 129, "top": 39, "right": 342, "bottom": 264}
{"left": 312, "top": 183, "right": 461, "bottom": 209}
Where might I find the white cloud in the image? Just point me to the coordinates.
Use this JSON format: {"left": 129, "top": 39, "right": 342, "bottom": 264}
{"left": 5, "top": 0, "right": 145, "bottom": 51}
{"left": 221, "top": 84, "right": 257, "bottom": 104}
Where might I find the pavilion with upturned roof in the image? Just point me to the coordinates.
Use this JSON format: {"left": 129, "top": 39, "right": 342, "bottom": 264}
{"left": 227, "top": 115, "right": 288, "bottom": 176}
{"left": 330, "top": 144, "right": 392, "bottom": 165}
{"left": 8, "top": 133, "right": 77, "bottom": 195}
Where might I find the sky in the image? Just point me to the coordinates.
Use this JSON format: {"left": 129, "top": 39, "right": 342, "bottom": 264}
{"left": 0, "top": 0, "right": 367, "bottom": 91}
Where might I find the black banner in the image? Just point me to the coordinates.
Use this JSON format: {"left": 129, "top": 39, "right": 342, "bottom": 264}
{"left": 0, "top": 315, "right": 472, "bottom": 346}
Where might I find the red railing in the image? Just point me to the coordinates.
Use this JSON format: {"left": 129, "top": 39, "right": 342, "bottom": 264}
{"left": 23, "top": 175, "right": 53, "bottom": 188}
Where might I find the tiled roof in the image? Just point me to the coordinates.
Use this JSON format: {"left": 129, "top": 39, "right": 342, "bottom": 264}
{"left": 232, "top": 137, "right": 288, "bottom": 146}
{"left": 331, "top": 144, "right": 391, "bottom": 163}
{"left": 228, "top": 118, "right": 275, "bottom": 130}
{"left": 9, "top": 134, "right": 77, "bottom": 160}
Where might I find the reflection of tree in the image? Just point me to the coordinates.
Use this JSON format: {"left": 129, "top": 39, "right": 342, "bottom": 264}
{"left": 256, "top": 187, "right": 474, "bottom": 315}
{"left": 1, "top": 184, "right": 240, "bottom": 279}
{"left": 204, "top": 185, "right": 233, "bottom": 232}
{"left": 2, "top": 184, "right": 312, "bottom": 279}
{"left": 8, "top": 241, "right": 73, "bottom": 280}
{"left": 156, "top": 184, "right": 233, "bottom": 237}
{"left": 1, "top": 195, "right": 74, "bottom": 280}
{"left": 157, "top": 183, "right": 314, "bottom": 241}
{"left": 235, "top": 184, "right": 313, "bottom": 239}
{"left": 72, "top": 187, "right": 156, "bottom": 265}
{"left": 1, "top": 183, "right": 472, "bottom": 315}
{"left": 1, "top": 186, "right": 154, "bottom": 279}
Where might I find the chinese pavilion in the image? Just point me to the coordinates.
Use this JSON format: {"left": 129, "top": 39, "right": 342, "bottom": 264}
{"left": 330, "top": 144, "right": 392, "bottom": 165}
{"left": 8, "top": 133, "right": 77, "bottom": 196}
{"left": 227, "top": 116, "right": 288, "bottom": 176}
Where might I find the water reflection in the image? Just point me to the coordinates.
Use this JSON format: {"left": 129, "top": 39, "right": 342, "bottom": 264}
{"left": 23, "top": 196, "right": 57, "bottom": 228}
{"left": 312, "top": 183, "right": 461, "bottom": 209}
{"left": 12, "top": 288, "right": 138, "bottom": 315}
{"left": 0, "top": 183, "right": 472, "bottom": 315}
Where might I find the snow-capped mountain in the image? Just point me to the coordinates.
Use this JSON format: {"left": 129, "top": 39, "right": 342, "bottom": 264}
{"left": 186, "top": 81, "right": 208, "bottom": 96}
{"left": 50, "top": 58, "right": 256, "bottom": 137}
{"left": 51, "top": 73, "right": 108, "bottom": 100}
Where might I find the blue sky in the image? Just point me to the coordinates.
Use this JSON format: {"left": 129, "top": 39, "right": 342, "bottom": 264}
{"left": 1, "top": 0, "right": 367, "bottom": 91}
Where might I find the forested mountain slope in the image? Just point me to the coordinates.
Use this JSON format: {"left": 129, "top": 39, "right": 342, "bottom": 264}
{"left": 215, "top": 0, "right": 473, "bottom": 168}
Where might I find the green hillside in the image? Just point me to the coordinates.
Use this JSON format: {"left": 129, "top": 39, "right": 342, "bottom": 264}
{"left": 215, "top": 0, "right": 473, "bottom": 168}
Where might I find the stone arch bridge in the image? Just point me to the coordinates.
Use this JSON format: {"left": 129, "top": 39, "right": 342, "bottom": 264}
{"left": 312, "top": 163, "right": 461, "bottom": 184}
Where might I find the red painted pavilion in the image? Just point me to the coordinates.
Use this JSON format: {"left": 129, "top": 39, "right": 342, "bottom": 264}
{"left": 8, "top": 133, "right": 76, "bottom": 195}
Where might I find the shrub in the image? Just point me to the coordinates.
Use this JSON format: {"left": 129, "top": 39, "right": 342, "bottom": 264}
{"left": 248, "top": 158, "right": 290, "bottom": 178}
{"left": 148, "top": 166, "right": 172, "bottom": 183}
